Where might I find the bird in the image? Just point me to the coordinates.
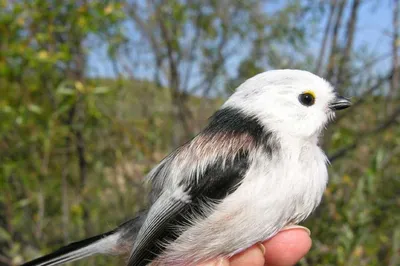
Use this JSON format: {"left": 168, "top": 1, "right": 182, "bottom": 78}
{"left": 21, "top": 69, "right": 351, "bottom": 266}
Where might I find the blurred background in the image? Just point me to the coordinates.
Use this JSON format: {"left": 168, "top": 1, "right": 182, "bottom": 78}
{"left": 0, "top": 0, "right": 399, "bottom": 265}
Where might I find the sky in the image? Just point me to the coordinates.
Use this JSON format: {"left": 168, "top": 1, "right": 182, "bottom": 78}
{"left": 87, "top": 0, "right": 396, "bottom": 83}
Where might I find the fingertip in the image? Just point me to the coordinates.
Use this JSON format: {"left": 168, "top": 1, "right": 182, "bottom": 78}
{"left": 197, "top": 257, "right": 229, "bottom": 266}
{"left": 230, "top": 244, "right": 266, "bottom": 266}
{"left": 262, "top": 229, "right": 312, "bottom": 266}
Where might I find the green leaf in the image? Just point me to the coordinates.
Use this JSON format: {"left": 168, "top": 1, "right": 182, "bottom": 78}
{"left": 0, "top": 227, "right": 11, "bottom": 242}
{"left": 56, "top": 87, "right": 76, "bottom": 96}
{"left": 27, "top": 104, "right": 42, "bottom": 114}
{"left": 93, "top": 86, "right": 111, "bottom": 94}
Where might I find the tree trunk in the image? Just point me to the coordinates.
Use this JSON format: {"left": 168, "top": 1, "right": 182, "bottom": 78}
{"left": 389, "top": 0, "right": 399, "bottom": 113}
{"left": 322, "top": 0, "right": 347, "bottom": 150}
{"left": 61, "top": 161, "right": 70, "bottom": 243}
{"left": 60, "top": 106, "right": 75, "bottom": 243}
{"left": 336, "top": 0, "right": 361, "bottom": 92}
{"left": 315, "top": 0, "right": 337, "bottom": 76}
{"left": 325, "top": 0, "right": 347, "bottom": 82}
{"left": 157, "top": 8, "right": 192, "bottom": 146}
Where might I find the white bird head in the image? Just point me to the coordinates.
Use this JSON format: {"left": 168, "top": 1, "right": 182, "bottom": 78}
{"left": 224, "top": 69, "right": 351, "bottom": 140}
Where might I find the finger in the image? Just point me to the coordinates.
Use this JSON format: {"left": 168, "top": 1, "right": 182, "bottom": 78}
{"left": 262, "top": 228, "right": 312, "bottom": 266}
{"left": 229, "top": 244, "right": 265, "bottom": 266}
{"left": 197, "top": 257, "right": 229, "bottom": 266}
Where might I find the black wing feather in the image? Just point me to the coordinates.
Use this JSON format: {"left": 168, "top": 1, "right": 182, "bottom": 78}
{"left": 127, "top": 151, "right": 250, "bottom": 266}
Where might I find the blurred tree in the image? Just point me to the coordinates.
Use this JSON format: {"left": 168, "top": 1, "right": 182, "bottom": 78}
{"left": 229, "top": 1, "right": 311, "bottom": 86}
{"left": 120, "top": 0, "right": 312, "bottom": 146}
{"left": 121, "top": 0, "right": 251, "bottom": 145}
{"left": 0, "top": 0, "right": 127, "bottom": 264}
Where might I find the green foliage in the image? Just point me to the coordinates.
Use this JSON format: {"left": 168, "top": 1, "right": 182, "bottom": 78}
{"left": 0, "top": 1, "right": 136, "bottom": 265}
{"left": 302, "top": 102, "right": 400, "bottom": 266}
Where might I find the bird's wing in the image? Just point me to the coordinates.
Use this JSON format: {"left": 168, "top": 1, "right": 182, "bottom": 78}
{"left": 128, "top": 107, "right": 273, "bottom": 266}
{"left": 127, "top": 149, "right": 251, "bottom": 266}
{"left": 146, "top": 106, "right": 271, "bottom": 204}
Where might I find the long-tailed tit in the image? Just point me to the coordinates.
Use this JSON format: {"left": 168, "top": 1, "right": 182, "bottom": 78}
{"left": 21, "top": 69, "right": 351, "bottom": 266}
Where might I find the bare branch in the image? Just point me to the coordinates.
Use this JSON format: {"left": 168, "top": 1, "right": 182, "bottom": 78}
{"left": 61, "top": 158, "right": 69, "bottom": 243}
{"left": 156, "top": 4, "right": 181, "bottom": 91}
{"left": 389, "top": 0, "right": 399, "bottom": 110}
{"left": 325, "top": 0, "right": 347, "bottom": 81}
{"left": 335, "top": 68, "right": 395, "bottom": 123}
{"left": 329, "top": 105, "right": 400, "bottom": 162}
{"left": 198, "top": 26, "right": 229, "bottom": 97}
{"left": 349, "top": 71, "right": 393, "bottom": 108}
{"left": 182, "top": 11, "right": 204, "bottom": 91}
{"left": 126, "top": 3, "right": 163, "bottom": 62}
{"left": 336, "top": 0, "right": 361, "bottom": 90}
{"left": 315, "top": 0, "right": 337, "bottom": 75}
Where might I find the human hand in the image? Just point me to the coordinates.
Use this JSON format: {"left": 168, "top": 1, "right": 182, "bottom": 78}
{"left": 198, "top": 226, "right": 312, "bottom": 266}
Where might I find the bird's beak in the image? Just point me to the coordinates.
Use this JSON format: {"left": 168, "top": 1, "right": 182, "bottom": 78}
{"left": 329, "top": 95, "right": 352, "bottom": 111}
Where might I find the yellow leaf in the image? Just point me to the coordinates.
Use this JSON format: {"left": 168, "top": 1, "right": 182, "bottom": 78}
{"left": 70, "top": 204, "right": 83, "bottom": 216}
{"left": 353, "top": 246, "right": 363, "bottom": 257}
{"left": 324, "top": 187, "right": 331, "bottom": 197}
{"left": 18, "top": 44, "right": 26, "bottom": 53}
{"left": 17, "top": 17, "right": 25, "bottom": 26}
{"left": 78, "top": 17, "right": 87, "bottom": 27}
{"left": 37, "top": 50, "right": 49, "bottom": 60}
{"left": 75, "top": 81, "right": 85, "bottom": 92}
{"left": 78, "top": 5, "right": 87, "bottom": 13}
{"left": 342, "top": 174, "right": 352, "bottom": 186}
{"left": 104, "top": 4, "right": 113, "bottom": 15}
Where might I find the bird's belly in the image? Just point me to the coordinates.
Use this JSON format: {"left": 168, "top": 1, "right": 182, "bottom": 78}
{"left": 156, "top": 155, "right": 327, "bottom": 265}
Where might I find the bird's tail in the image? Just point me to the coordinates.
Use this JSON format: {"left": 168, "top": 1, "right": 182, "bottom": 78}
{"left": 21, "top": 212, "right": 147, "bottom": 266}
{"left": 21, "top": 229, "right": 120, "bottom": 266}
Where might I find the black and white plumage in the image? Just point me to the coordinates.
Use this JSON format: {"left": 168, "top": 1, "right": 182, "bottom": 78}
{"left": 21, "top": 69, "right": 351, "bottom": 266}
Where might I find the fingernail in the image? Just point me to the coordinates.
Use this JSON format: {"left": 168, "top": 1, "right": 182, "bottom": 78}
{"left": 281, "top": 225, "right": 311, "bottom": 235}
{"left": 257, "top": 242, "right": 266, "bottom": 255}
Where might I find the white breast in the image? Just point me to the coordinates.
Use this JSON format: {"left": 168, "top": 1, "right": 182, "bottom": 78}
{"left": 155, "top": 140, "right": 328, "bottom": 266}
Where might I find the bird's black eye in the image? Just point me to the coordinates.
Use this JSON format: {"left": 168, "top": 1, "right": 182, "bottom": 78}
{"left": 298, "top": 93, "right": 315, "bottom": 106}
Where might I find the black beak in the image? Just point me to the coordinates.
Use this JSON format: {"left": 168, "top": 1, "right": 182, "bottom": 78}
{"left": 329, "top": 95, "right": 352, "bottom": 111}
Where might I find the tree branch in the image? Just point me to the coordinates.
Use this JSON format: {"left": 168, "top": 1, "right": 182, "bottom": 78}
{"left": 155, "top": 3, "right": 192, "bottom": 140}
{"left": 329, "top": 105, "right": 400, "bottom": 162}
{"left": 335, "top": 68, "right": 395, "bottom": 123}
{"left": 336, "top": 0, "right": 361, "bottom": 90}
{"left": 127, "top": 2, "right": 162, "bottom": 58}
{"left": 389, "top": 0, "right": 399, "bottom": 111}
{"left": 182, "top": 11, "right": 203, "bottom": 92}
{"left": 325, "top": 0, "right": 347, "bottom": 81}
{"left": 315, "top": 0, "right": 337, "bottom": 75}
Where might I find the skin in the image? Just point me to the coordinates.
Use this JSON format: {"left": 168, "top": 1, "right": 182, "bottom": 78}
{"left": 197, "top": 227, "right": 312, "bottom": 266}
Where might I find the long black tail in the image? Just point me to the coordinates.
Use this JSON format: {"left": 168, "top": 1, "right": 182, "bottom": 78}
{"left": 21, "top": 229, "right": 120, "bottom": 266}
{"left": 21, "top": 212, "right": 147, "bottom": 266}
